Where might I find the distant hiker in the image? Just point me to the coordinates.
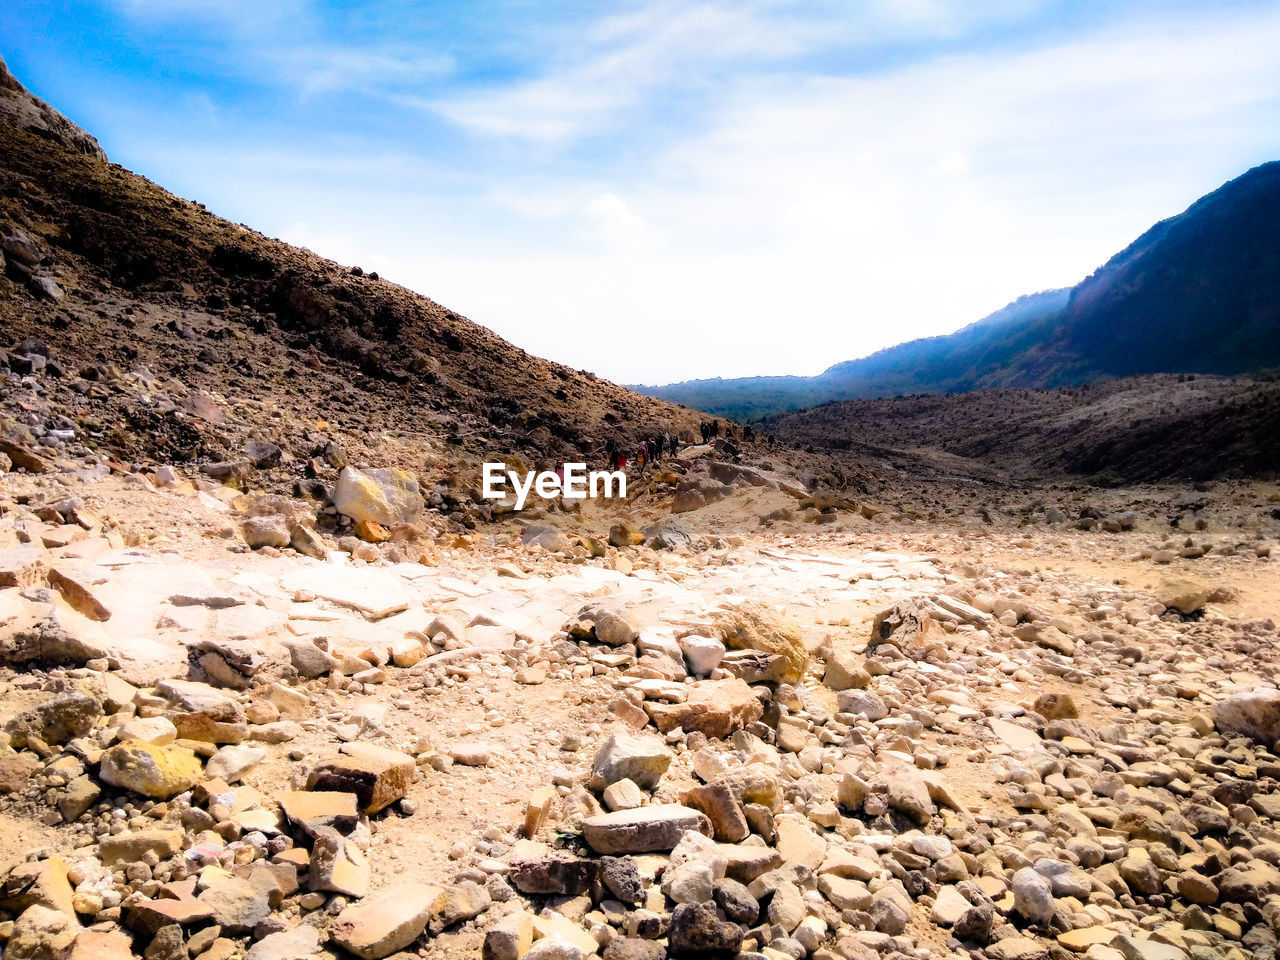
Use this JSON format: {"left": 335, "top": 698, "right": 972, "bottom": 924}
{"left": 712, "top": 419, "right": 721, "bottom": 438}
{"left": 700, "top": 421, "right": 711, "bottom": 443}
{"left": 744, "top": 424, "right": 755, "bottom": 441}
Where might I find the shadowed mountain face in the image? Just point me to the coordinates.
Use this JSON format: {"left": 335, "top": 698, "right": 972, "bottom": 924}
{"left": 0, "top": 59, "right": 697, "bottom": 468}
{"left": 640, "top": 162, "right": 1280, "bottom": 420}
{"left": 767, "top": 374, "right": 1280, "bottom": 484}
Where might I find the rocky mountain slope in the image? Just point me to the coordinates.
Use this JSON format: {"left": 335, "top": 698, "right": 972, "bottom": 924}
{"left": 767, "top": 374, "right": 1280, "bottom": 485}
{"left": 0, "top": 57, "right": 698, "bottom": 482}
{"left": 641, "top": 163, "right": 1280, "bottom": 419}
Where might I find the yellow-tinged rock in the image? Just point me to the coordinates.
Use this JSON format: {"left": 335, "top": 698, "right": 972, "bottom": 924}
{"left": 332, "top": 466, "right": 424, "bottom": 526}
{"left": 354, "top": 519, "right": 390, "bottom": 543}
{"left": 98, "top": 740, "right": 203, "bottom": 799}
{"left": 712, "top": 601, "right": 808, "bottom": 683}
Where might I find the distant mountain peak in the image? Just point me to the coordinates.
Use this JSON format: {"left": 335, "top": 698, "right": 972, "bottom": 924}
{"left": 639, "top": 162, "right": 1280, "bottom": 420}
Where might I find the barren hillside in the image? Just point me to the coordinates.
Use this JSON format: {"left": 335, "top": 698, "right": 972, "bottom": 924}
{"left": 767, "top": 374, "right": 1280, "bottom": 485}
{"left": 0, "top": 57, "right": 698, "bottom": 482}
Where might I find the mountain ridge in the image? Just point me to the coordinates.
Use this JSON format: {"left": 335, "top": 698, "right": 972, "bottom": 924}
{"left": 639, "top": 161, "right": 1280, "bottom": 420}
{"left": 0, "top": 56, "right": 698, "bottom": 482}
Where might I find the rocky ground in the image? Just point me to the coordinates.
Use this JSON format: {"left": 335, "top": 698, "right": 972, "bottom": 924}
{"left": 1, "top": 409, "right": 1279, "bottom": 960}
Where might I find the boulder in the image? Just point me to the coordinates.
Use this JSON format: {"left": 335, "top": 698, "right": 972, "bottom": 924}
{"left": 99, "top": 829, "right": 184, "bottom": 866}
{"left": 332, "top": 466, "right": 424, "bottom": 526}
{"left": 329, "top": 882, "right": 445, "bottom": 959}
{"left": 608, "top": 523, "right": 644, "bottom": 547}
{"left": 198, "top": 876, "right": 270, "bottom": 934}
{"left": 483, "top": 911, "right": 534, "bottom": 960}
{"left": 45, "top": 569, "right": 110, "bottom": 622}
{"left": 5, "top": 692, "right": 102, "bottom": 748}
{"left": 646, "top": 678, "right": 763, "bottom": 739}
{"left": 7, "top": 904, "right": 77, "bottom": 960}
{"left": 823, "top": 649, "right": 870, "bottom": 691}
{"left": 588, "top": 733, "right": 673, "bottom": 791}
{"left": 310, "top": 832, "right": 370, "bottom": 897}
{"left": 582, "top": 804, "right": 712, "bottom": 854}
{"left": 242, "top": 516, "right": 290, "bottom": 549}
{"left": 206, "top": 744, "right": 266, "bottom": 783}
{"left": 1011, "top": 867, "right": 1055, "bottom": 925}
{"left": 244, "top": 925, "right": 322, "bottom": 960}
{"left": 1213, "top": 688, "right": 1280, "bottom": 744}
{"left": 307, "top": 742, "right": 414, "bottom": 813}
{"left": 678, "top": 635, "right": 725, "bottom": 675}
{"left": 712, "top": 601, "right": 807, "bottom": 683}
{"left": 667, "top": 901, "right": 744, "bottom": 955}
{"left": 672, "top": 478, "right": 731, "bottom": 514}
{"left": 575, "top": 603, "right": 639, "bottom": 647}
{"left": 279, "top": 789, "right": 360, "bottom": 837}
{"left": 1157, "top": 578, "right": 1213, "bottom": 616}
{"left": 98, "top": 741, "right": 203, "bottom": 799}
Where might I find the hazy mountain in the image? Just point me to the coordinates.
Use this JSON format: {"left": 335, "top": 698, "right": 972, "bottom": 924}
{"left": 639, "top": 162, "right": 1280, "bottom": 420}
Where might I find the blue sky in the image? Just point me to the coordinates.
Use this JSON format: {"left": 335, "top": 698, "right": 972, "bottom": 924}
{"left": 4, "top": 1, "right": 1280, "bottom": 383}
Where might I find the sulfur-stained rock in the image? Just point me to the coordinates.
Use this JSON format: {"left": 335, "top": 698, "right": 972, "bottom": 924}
{"left": 712, "top": 601, "right": 808, "bottom": 683}
{"left": 98, "top": 741, "right": 203, "bottom": 799}
{"left": 332, "top": 466, "right": 424, "bottom": 527}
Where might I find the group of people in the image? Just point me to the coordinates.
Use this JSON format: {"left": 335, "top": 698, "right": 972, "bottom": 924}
{"left": 699, "top": 419, "right": 756, "bottom": 443}
{"left": 600, "top": 418, "right": 774, "bottom": 474}
{"left": 604, "top": 433, "right": 680, "bottom": 472}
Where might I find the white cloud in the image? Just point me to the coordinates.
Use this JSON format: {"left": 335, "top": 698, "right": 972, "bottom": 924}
{"left": 427, "top": 0, "right": 1052, "bottom": 142}
{"left": 405, "top": 5, "right": 1280, "bottom": 382}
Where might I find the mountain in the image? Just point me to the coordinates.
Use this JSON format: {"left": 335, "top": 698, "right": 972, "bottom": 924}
{"left": 639, "top": 162, "right": 1280, "bottom": 419}
{"left": 0, "top": 58, "right": 697, "bottom": 476}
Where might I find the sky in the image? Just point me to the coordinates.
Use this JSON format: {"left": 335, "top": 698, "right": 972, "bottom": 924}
{"left": 3, "top": 2, "right": 1280, "bottom": 385}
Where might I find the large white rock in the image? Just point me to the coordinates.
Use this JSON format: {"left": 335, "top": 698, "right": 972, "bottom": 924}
{"left": 332, "top": 466, "right": 424, "bottom": 526}
{"left": 1213, "top": 687, "right": 1280, "bottom": 744}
